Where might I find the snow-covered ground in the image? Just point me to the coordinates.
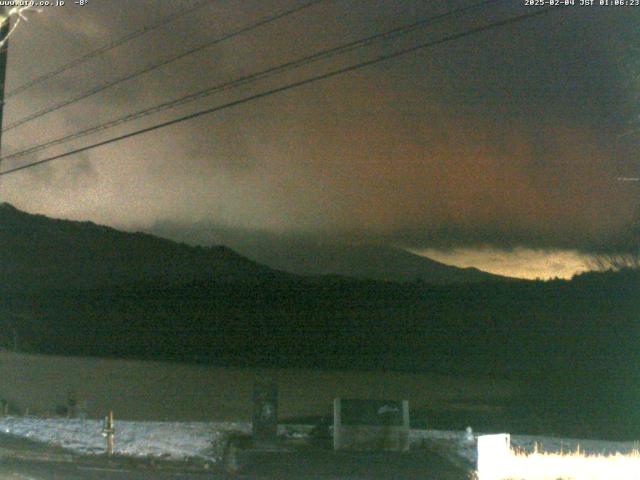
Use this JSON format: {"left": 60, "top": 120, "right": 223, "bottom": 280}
{"left": 410, "top": 428, "right": 640, "bottom": 467}
{"left": 0, "top": 416, "right": 638, "bottom": 468}
{"left": 0, "top": 416, "right": 252, "bottom": 461}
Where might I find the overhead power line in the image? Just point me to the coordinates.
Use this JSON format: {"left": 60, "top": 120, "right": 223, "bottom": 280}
{"left": 0, "top": 0, "right": 502, "bottom": 164}
{"left": 2, "top": 0, "right": 324, "bottom": 132}
{"left": 0, "top": 6, "right": 562, "bottom": 178}
{"left": 1, "top": 0, "right": 219, "bottom": 100}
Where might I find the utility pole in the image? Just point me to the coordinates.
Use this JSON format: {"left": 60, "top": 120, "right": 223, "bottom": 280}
{"left": 0, "top": 7, "right": 9, "bottom": 158}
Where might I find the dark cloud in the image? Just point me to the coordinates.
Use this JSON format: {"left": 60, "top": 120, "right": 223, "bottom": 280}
{"left": 28, "top": 154, "right": 96, "bottom": 190}
{"left": 0, "top": 1, "right": 638, "bottom": 256}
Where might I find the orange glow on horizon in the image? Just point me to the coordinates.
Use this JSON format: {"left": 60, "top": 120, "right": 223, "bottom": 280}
{"left": 413, "top": 247, "right": 593, "bottom": 280}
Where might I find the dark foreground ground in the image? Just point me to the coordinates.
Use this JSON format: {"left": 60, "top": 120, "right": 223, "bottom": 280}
{"left": 0, "top": 433, "right": 468, "bottom": 479}
{"left": 0, "top": 459, "right": 213, "bottom": 479}
{"left": 230, "top": 448, "right": 466, "bottom": 479}
{"left": 0, "top": 452, "right": 467, "bottom": 479}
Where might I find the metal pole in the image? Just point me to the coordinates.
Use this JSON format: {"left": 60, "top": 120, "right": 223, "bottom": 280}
{"left": 0, "top": 8, "right": 10, "bottom": 158}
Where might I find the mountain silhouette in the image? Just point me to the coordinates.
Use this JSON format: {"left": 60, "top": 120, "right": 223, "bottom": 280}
{"left": 0, "top": 203, "right": 284, "bottom": 290}
{"left": 148, "top": 221, "right": 513, "bottom": 284}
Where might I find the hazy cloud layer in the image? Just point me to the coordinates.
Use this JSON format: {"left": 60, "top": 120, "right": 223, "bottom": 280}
{"left": 0, "top": 0, "right": 638, "bottom": 258}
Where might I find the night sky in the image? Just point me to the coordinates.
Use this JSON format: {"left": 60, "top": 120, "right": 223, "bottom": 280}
{"left": 0, "top": 0, "right": 638, "bottom": 279}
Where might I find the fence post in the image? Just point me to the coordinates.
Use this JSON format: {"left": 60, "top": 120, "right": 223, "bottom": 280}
{"left": 333, "top": 398, "right": 342, "bottom": 451}
{"left": 102, "top": 410, "right": 114, "bottom": 456}
{"left": 252, "top": 381, "right": 278, "bottom": 448}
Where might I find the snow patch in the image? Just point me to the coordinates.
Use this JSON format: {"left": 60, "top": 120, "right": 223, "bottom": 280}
{"left": 0, "top": 416, "right": 251, "bottom": 461}
{"left": 411, "top": 429, "right": 640, "bottom": 466}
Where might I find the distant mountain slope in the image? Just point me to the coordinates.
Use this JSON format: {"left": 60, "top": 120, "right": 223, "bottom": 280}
{"left": 148, "top": 222, "right": 513, "bottom": 284}
{"left": 0, "top": 203, "right": 284, "bottom": 290}
{"left": 234, "top": 241, "right": 513, "bottom": 284}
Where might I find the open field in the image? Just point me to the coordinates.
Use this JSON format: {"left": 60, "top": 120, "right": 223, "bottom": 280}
{"left": 0, "top": 350, "right": 516, "bottom": 422}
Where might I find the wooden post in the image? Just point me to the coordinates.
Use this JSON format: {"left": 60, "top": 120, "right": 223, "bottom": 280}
{"left": 333, "top": 398, "right": 341, "bottom": 451}
{"left": 401, "top": 400, "right": 410, "bottom": 452}
{"left": 252, "top": 381, "right": 278, "bottom": 448}
{"left": 102, "top": 410, "right": 114, "bottom": 456}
